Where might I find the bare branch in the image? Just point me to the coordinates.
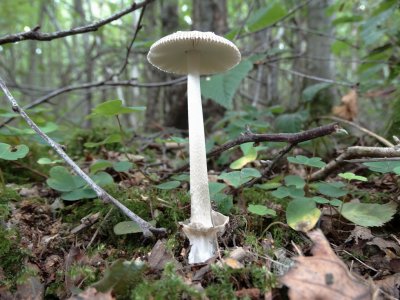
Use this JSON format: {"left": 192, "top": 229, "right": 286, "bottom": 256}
{"left": 0, "top": 0, "right": 155, "bottom": 45}
{"left": 208, "top": 123, "right": 340, "bottom": 158}
{"left": 310, "top": 146, "right": 400, "bottom": 181}
{"left": 170, "top": 123, "right": 340, "bottom": 177}
{"left": 0, "top": 76, "right": 166, "bottom": 238}
{"left": 0, "top": 77, "right": 186, "bottom": 128}
{"left": 320, "top": 116, "right": 394, "bottom": 147}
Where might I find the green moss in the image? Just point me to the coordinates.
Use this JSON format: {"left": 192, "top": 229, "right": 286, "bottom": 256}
{"left": 131, "top": 263, "right": 201, "bottom": 300}
{"left": 205, "top": 264, "right": 277, "bottom": 299}
{"left": 0, "top": 226, "right": 30, "bottom": 288}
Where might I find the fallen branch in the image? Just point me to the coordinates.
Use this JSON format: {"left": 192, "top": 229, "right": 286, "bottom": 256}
{"left": 310, "top": 146, "right": 400, "bottom": 181}
{"left": 0, "top": 0, "right": 154, "bottom": 45}
{"left": 208, "top": 123, "right": 340, "bottom": 157}
{"left": 320, "top": 116, "right": 394, "bottom": 147}
{"left": 170, "top": 122, "right": 340, "bottom": 178}
{"left": 0, "top": 77, "right": 166, "bottom": 238}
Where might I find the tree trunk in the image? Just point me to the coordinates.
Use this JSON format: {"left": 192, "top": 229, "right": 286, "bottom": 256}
{"left": 304, "top": 0, "right": 336, "bottom": 116}
{"left": 192, "top": 0, "right": 228, "bottom": 130}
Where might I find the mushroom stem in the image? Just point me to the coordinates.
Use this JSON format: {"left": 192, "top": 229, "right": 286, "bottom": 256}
{"left": 187, "top": 51, "right": 212, "bottom": 227}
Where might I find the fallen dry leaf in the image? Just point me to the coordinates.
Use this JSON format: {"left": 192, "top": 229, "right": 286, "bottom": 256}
{"left": 67, "top": 287, "right": 114, "bottom": 300}
{"left": 280, "top": 229, "right": 372, "bottom": 300}
{"left": 235, "top": 288, "right": 260, "bottom": 299}
{"left": 332, "top": 88, "right": 358, "bottom": 121}
{"left": 14, "top": 276, "right": 44, "bottom": 300}
{"left": 374, "top": 273, "right": 400, "bottom": 299}
{"left": 148, "top": 239, "right": 181, "bottom": 271}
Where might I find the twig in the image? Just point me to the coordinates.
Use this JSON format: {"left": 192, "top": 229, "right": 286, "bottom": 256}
{"left": 0, "top": 0, "right": 155, "bottom": 45}
{"left": 0, "top": 77, "right": 186, "bottom": 128}
{"left": 310, "top": 146, "right": 400, "bottom": 181}
{"left": 320, "top": 116, "right": 394, "bottom": 147}
{"left": 0, "top": 77, "right": 166, "bottom": 238}
{"left": 273, "top": 65, "right": 355, "bottom": 87}
{"left": 344, "top": 157, "right": 400, "bottom": 163}
{"left": 209, "top": 123, "right": 340, "bottom": 157}
{"left": 113, "top": 1, "right": 147, "bottom": 78}
{"left": 169, "top": 123, "right": 340, "bottom": 177}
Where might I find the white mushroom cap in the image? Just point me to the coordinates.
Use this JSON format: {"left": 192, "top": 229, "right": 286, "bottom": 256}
{"left": 147, "top": 31, "right": 241, "bottom": 75}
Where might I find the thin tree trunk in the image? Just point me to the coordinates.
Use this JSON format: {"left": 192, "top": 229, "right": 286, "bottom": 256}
{"left": 305, "top": 0, "right": 336, "bottom": 116}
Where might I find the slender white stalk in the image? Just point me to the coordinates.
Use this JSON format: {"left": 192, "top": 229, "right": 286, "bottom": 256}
{"left": 187, "top": 51, "right": 212, "bottom": 227}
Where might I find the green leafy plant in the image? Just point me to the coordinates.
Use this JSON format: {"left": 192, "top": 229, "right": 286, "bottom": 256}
{"left": 0, "top": 143, "right": 29, "bottom": 160}
{"left": 46, "top": 166, "right": 113, "bottom": 201}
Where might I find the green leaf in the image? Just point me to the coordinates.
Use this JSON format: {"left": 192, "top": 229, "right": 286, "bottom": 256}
{"left": 0, "top": 143, "right": 29, "bottom": 160}
{"left": 245, "top": 1, "right": 286, "bottom": 33}
{"left": 93, "top": 171, "right": 114, "bottom": 186}
{"left": 92, "top": 259, "right": 146, "bottom": 294}
{"left": 338, "top": 172, "right": 367, "bottom": 182}
{"left": 113, "top": 161, "right": 133, "bottom": 172}
{"left": 254, "top": 182, "right": 282, "bottom": 190}
{"left": 37, "top": 157, "right": 62, "bottom": 165}
{"left": 302, "top": 83, "right": 332, "bottom": 102}
{"left": 230, "top": 143, "right": 258, "bottom": 169}
{"left": 312, "top": 196, "right": 330, "bottom": 204}
{"left": 315, "top": 182, "right": 348, "bottom": 198}
{"left": 201, "top": 60, "right": 253, "bottom": 109}
{"left": 340, "top": 202, "right": 397, "bottom": 227}
{"left": 169, "top": 136, "right": 188, "bottom": 144}
{"left": 286, "top": 198, "right": 321, "bottom": 232}
{"left": 363, "top": 161, "right": 400, "bottom": 174}
{"left": 330, "top": 199, "right": 343, "bottom": 207}
{"left": 88, "top": 100, "right": 145, "bottom": 118}
{"left": 61, "top": 188, "right": 97, "bottom": 201}
{"left": 84, "top": 133, "right": 122, "bottom": 148}
{"left": 271, "top": 186, "right": 305, "bottom": 199}
{"left": 90, "top": 160, "right": 113, "bottom": 173}
{"left": 171, "top": 174, "right": 190, "bottom": 182}
{"left": 155, "top": 181, "right": 181, "bottom": 190}
{"left": 241, "top": 168, "right": 261, "bottom": 178}
{"left": 287, "top": 155, "right": 326, "bottom": 168}
{"left": 248, "top": 204, "right": 276, "bottom": 217}
{"left": 213, "top": 193, "right": 233, "bottom": 215}
{"left": 46, "top": 166, "right": 80, "bottom": 192}
{"left": 284, "top": 175, "right": 306, "bottom": 189}
{"left": 332, "top": 15, "right": 363, "bottom": 25}
{"left": 218, "top": 168, "right": 260, "bottom": 188}
{"left": 114, "top": 220, "right": 157, "bottom": 235}
{"left": 274, "top": 111, "right": 308, "bottom": 133}
{"left": 0, "top": 122, "right": 58, "bottom": 136}
{"left": 209, "top": 182, "right": 227, "bottom": 196}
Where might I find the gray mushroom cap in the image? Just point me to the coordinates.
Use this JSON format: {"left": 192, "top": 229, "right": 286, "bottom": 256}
{"left": 147, "top": 31, "right": 241, "bottom": 75}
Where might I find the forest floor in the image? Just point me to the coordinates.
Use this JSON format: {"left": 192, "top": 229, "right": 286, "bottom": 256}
{"left": 0, "top": 128, "right": 400, "bottom": 300}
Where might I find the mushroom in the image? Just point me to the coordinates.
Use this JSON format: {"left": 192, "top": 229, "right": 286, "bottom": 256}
{"left": 147, "top": 31, "right": 241, "bottom": 264}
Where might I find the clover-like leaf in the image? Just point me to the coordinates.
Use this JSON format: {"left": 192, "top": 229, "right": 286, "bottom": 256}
{"left": 363, "top": 161, "right": 400, "bottom": 174}
{"left": 286, "top": 198, "right": 321, "bottom": 232}
{"left": 230, "top": 143, "right": 258, "bottom": 170}
{"left": 314, "top": 181, "right": 348, "bottom": 198}
{"left": 340, "top": 202, "right": 397, "bottom": 227}
{"left": 284, "top": 175, "right": 306, "bottom": 189}
{"left": 271, "top": 186, "right": 305, "bottom": 199}
{"left": 88, "top": 100, "right": 145, "bottom": 118}
{"left": 155, "top": 180, "right": 181, "bottom": 190}
{"left": 248, "top": 204, "right": 276, "bottom": 216}
{"left": 338, "top": 172, "right": 367, "bottom": 182}
{"left": 84, "top": 133, "right": 122, "bottom": 148}
{"left": 90, "top": 160, "right": 113, "bottom": 173}
{"left": 0, "top": 143, "right": 29, "bottom": 160}
{"left": 114, "top": 220, "right": 157, "bottom": 235}
{"left": 61, "top": 188, "right": 97, "bottom": 201}
{"left": 92, "top": 259, "right": 146, "bottom": 294}
{"left": 287, "top": 155, "right": 326, "bottom": 168}
{"left": 113, "top": 161, "right": 133, "bottom": 172}
{"left": 47, "top": 166, "right": 82, "bottom": 192}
